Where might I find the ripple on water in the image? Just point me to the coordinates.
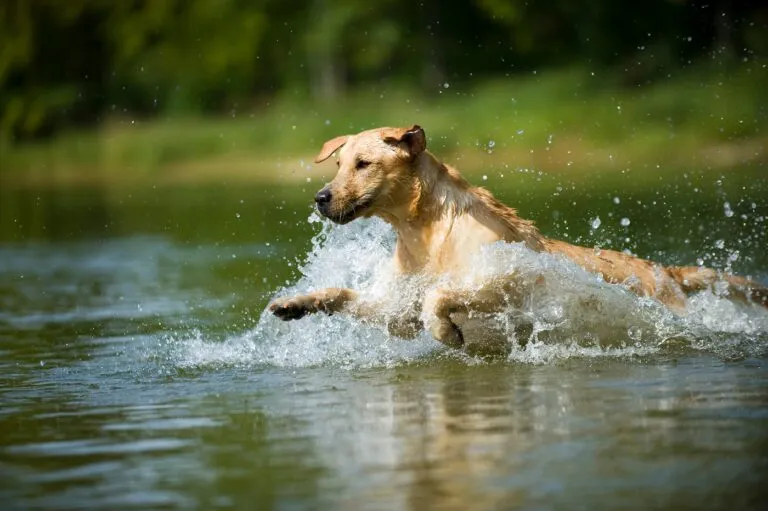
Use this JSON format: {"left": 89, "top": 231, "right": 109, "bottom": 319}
{"left": 7, "top": 438, "right": 192, "bottom": 457}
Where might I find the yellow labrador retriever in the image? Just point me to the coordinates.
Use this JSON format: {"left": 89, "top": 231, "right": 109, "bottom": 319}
{"left": 269, "top": 125, "right": 767, "bottom": 349}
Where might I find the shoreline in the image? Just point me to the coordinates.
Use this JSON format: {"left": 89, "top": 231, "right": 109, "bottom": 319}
{"left": 2, "top": 135, "right": 765, "bottom": 190}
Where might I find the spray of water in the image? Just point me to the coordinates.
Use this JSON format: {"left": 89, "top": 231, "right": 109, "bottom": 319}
{"left": 175, "top": 214, "right": 768, "bottom": 369}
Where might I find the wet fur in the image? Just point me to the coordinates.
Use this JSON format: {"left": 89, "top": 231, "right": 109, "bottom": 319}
{"left": 270, "top": 126, "right": 768, "bottom": 349}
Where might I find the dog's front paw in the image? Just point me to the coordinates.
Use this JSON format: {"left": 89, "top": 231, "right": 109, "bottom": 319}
{"left": 268, "top": 296, "right": 317, "bottom": 321}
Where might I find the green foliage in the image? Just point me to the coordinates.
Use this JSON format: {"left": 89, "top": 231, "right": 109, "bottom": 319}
{"left": 0, "top": 0, "right": 95, "bottom": 139}
{"left": 0, "top": 0, "right": 765, "bottom": 144}
{"left": 4, "top": 64, "right": 764, "bottom": 181}
{"left": 103, "top": 0, "right": 267, "bottom": 112}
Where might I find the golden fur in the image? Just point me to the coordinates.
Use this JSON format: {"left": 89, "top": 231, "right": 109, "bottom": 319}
{"left": 270, "top": 125, "right": 767, "bottom": 349}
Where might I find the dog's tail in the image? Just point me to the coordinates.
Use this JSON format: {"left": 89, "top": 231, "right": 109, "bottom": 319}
{"left": 668, "top": 265, "right": 768, "bottom": 308}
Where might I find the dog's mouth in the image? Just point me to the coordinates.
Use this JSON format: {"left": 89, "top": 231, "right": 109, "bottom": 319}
{"left": 318, "top": 195, "right": 375, "bottom": 224}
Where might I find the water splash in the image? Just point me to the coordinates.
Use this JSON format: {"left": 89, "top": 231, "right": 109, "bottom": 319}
{"left": 173, "top": 215, "right": 440, "bottom": 369}
{"left": 174, "top": 214, "right": 768, "bottom": 369}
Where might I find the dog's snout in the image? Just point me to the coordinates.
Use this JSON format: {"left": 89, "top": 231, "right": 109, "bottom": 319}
{"left": 315, "top": 188, "right": 332, "bottom": 204}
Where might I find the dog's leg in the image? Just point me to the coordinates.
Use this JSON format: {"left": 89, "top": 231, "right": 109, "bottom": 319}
{"left": 269, "top": 288, "right": 359, "bottom": 320}
{"left": 424, "top": 277, "right": 526, "bottom": 349}
{"left": 423, "top": 289, "right": 467, "bottom": 348}
{"left": 269, "top": 288, "right": 423, "bottom": 339}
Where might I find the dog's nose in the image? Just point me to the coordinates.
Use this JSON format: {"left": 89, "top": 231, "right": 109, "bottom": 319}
{"left": 315, "top": 188, "right": 332, "bottom": 204}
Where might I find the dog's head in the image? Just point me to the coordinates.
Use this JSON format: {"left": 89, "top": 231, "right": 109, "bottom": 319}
{"left": 312, "top": 125, "right": 426, "bottom": 224}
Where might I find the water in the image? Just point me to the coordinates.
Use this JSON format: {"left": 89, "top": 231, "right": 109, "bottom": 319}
{"left": 1, "top": 171, "right": 767, "bottom": 510}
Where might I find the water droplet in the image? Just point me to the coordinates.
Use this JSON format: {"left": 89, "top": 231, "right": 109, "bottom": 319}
{"left": 488, "top": 140, "right": 495, "bottom": 149}
{"left": 715, "top": 239, "right": 725, "bottom": 249}
{"left": 590, "top": 217, "right": 602, "bottom": 230}
{"left": 613, "top": 197, "right": 620, "bottom": 204}
{"left": 620, "top": 217, "right": 631, "bottom": 227}
{"left": 723, "top": 201, "right": 734, "bottom": 217}
{"left": 482, "top": 175, "right": 488, "bottom": 181}
{"left": 443, "top": 82, "right": 450, "bottom": 89}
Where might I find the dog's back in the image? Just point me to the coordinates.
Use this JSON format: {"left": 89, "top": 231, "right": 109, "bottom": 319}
{"left": 440, "top": 166, "right": 768, "bottom": 310}
{"left": 542, "top": 229, "right": 768, "bottom": 310}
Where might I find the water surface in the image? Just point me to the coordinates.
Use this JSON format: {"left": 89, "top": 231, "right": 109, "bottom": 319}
{"left": 1, "top": 170, "right": 767, "bottom": 509}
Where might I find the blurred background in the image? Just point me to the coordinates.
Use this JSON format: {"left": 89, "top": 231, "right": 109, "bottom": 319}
{"left": 1, "top": 5, "right": 768, "bottom": 509}
{"left": 1, "top": 0, "right": 765, "bottom": 184}
{"left": 0, "top": 0, "right": 766, "bottom": 275}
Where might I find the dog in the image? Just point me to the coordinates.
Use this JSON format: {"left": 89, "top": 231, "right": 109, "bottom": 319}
{"left": 269, "top": 125, "right": 768, "bottom": 349}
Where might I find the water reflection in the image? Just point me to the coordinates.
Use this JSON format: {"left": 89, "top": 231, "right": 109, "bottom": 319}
{"left": 278, "top": 361, "right": 768, "bottom": 509}
{"left": 1, "top": 392, "right": 328, "bottom": 510}
{"left": 1, "top": 177, "right": 767, "bottom": 509}
{"left": 1, "top": 307, "right": 767, "bottom": 509}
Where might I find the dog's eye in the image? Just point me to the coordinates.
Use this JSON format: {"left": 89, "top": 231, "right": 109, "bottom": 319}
{"left": 356, "top": 160, "right": 371, "bottom": 170}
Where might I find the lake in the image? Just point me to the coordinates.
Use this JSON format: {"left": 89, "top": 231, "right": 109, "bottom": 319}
{"left": 1, "top": 166, "right": 767, "bottom": 510}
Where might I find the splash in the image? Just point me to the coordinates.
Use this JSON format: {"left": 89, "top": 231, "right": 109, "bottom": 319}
{"left": 175, "top": 215, "right": 440, "bottom": 369}
{"left": 175, "top": 213, "right": 768, "bottom": 368}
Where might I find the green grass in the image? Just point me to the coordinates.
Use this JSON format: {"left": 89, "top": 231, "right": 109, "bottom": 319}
{"left": 2, "top": 64, "right": 765, "bottom": 184}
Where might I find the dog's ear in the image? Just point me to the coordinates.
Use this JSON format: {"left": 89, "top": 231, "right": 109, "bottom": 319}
{"left": 383, "top": 125, "right": 426, "bottom": 158}
{"left": 315, "top": 135, "right": 349, "bottom": 163}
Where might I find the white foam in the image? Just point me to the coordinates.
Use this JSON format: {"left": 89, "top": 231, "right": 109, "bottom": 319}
{"left": 174, "top": 213, "right": 768, "bottom": 368}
